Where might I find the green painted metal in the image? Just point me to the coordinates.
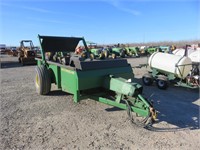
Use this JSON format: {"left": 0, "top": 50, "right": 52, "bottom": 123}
{"left": 103, "top": 75, "right": 141, "bottom": 97}
{"left": 36, "top": 35, "right": 154, "bottom": 122}
{"left": 90, "top": 96, "right": 149, "bottom": 117}
{"left": 111, "top": 47, "right": 125, "bottom": 57}
{"left": 90, "top": 48, "right": 100, "bottom": 56}
{"left": 36, "top": 58, "right": 42, "bottom": 66}
{"left": 167, "top": 73, "right": 176, "bottom": 80}
{"left": 152, "top": 69, "right": 159, "bottom": 78}
{"left": 145, "top": 46, "right": 161, "bottom": 55}
{"left": 125, "top": 47, "right": 140, "bottom": 56}
{"left": 175, "top": 81, "right": 199, "bottom": 89}
{"left": 112, "top": 47, "right": 122, "bottom": 54}
{"left": 138, "top": 94, "right": 150, "bottom": 107}
{"left": 38, "top": 35, "right": 45, "bottom": 61}
{"left": 152, "top": 68, "right": 175, "bottom": 80}
{"left": 37, "top": 59, "right": 151, "bottom": 119}
{"left": 112, "top": 47, "right": 121, "bottom": 53}
{"left": 149, "top": 67, "right": 199, "bottom": 89}
{"left": 77, "top": 68, "right": 133, "bottom": 90}
{"left": 89, "top": 48, "right": 105, "bottom": 59}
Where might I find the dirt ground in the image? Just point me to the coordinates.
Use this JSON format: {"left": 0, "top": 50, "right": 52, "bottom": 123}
{"left": 0, "top": 55, "right": 199, "bottom": 150}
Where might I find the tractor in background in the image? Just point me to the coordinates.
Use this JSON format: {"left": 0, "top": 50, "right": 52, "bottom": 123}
{"left": 125, "top": 46, "right": 140, "bottom": 57}
{"left": 17, "top": 40, "right": 37, "bottom": 65}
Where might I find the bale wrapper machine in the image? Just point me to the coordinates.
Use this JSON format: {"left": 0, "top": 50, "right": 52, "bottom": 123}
{"left": 35, "top": 35, "right": 157, "bottom": 127}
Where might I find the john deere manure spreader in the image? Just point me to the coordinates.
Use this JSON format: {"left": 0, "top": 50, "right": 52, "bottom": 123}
{"left": 35, "top": 35, "right": 157, "bottom": 128}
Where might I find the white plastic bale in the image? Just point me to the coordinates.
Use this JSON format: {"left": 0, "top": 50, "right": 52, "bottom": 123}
{"left": 148, "top": 52, "right": 192, "bottom": 79}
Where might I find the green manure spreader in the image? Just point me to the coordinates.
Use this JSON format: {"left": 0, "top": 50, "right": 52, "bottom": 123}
{"left": 35, "top": 35, "right": 157, "bottom": 128}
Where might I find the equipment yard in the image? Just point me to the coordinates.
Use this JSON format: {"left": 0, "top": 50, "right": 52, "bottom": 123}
{"left": 1, "top": 54, "right": 200, "bottom": 150}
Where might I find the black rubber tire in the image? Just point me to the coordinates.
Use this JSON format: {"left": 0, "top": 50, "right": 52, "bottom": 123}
{"left": 120, "top": 50, "right": 126, "bottom": 58}
{"left": 42, "top": 65, "right": 51, "bottom": 94}
{"left": 18, "top": 55, "right": 21, "bottom": 63}
{"left": 99, "top": 51, "right": 105, "bottom": 59}
{"left": 18, "top": 52, "right": 21, "bottom": 63}
{"left": 142, "top": 73, "right": 153, "bottom": 86}
{"left": 21, "top": 58, "right": 24, "bottom": 66}
{"left": 156, "top": 79, "right": 168, "bottom": 90}
{"left": 90, "top": 53, "right": 95, "bottom": 60}
{"left": 18, "top": 57, "right": 21, "bottom": 63}
{"left": 35, "top": 65, "right": 51, "bottom": 95}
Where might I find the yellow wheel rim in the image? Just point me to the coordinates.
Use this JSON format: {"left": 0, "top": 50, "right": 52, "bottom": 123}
{"left": 112, "top": 54, "right": 116, "bottom": 59}
{"left": 90, "top": 54, "right": 94, "bottom": 60}
{"left": 35, "top": 74, "right": 40, "bottom": 87}
{"left": 104, "top": 51, "right": 108, "bottom": 58}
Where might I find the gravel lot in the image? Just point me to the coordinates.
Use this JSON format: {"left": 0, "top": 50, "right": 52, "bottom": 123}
{"left": 0, "top": 54, "right": 200, "bottom": 150}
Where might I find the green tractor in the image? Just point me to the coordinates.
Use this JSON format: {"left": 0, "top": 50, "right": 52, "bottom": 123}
{"left": 111, "top": 47, "right": 126, "bottom": 59}
{"left": 125, "top": 47, "right": 140, "bottom": 57}
{"left": 145, "top": 46, "right": 162, "bottom": 55}
{"left": 89, "top": 48, "right": 110, "bottom": 59}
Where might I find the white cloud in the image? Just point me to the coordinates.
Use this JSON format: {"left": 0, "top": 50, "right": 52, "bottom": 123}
{"left": 107, "top": 0, "right": 141, "bottom": 16}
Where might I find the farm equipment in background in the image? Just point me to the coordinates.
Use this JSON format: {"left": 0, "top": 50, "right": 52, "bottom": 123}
{"left": 0, "top": 44, "right": 6, "bottom": 54}
{"left": 125, "top": 46, "right": 140, "bottom": 57}
{"left": 173, "top": 46, "right": 200, "bottom": 63}
{"left": 110, "top": 47, "right": 126, "bottom": 58}
{"left": 159, "top": 45, "right": 176, "bottom": 53}
{"left": 7, "top": 47, "right": 18, "bottom": 56}
{"left": 89, "top": 48, "right": 110, "bottom": 59}
{"left": 139, "top": 46, "right": 147, "bottom": 55}
{"left": 17, "top": 40, "right": 37, "bottom": 65}
{"left": 86, "top": 42, "right": 110, "bottom": 59}
{"left": 145, "top": 46, "right": 162, "bottom": 55}
{"left": 35, "top": 35, "right": 157, "bottom": 128}
{"left": 45, "top": 51, "right": 71, "bottom": 65}
{"left": 159, "top": 46, "right": 170, "bottom": 53}
{"left": 142, "top": 45, "right": 199, "bottom": 89}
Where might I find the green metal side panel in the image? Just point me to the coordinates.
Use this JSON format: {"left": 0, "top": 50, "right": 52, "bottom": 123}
{"left": 77, "top": 66, "right": 134, "bottom": 90}
{"left": 59, "top": 68, "right": 82, "bottom": 103}
{"left": 60, "top": 68, "right": 77, "bottom": 94}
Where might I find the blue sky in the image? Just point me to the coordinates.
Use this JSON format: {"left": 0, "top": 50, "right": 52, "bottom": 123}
{"left": 0, "top": 0, "right": 199, "bottom": 46}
